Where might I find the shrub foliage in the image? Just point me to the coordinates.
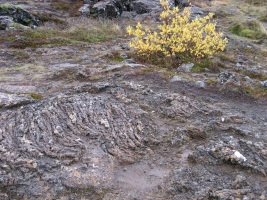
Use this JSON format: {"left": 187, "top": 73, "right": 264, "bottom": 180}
{"left": 126, "top": 0, "right": 228, "bottom": 62}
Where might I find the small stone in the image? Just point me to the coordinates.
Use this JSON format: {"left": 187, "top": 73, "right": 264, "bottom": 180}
{"left": 260, "top": 80, "right": 267, "bottom": 87}
{"left": 79, "top": 4, "right": 90, "bottom": 16}
{"left": 124, "top": 59, "right": 136, "bottom": 64}
{"left": 190, "top": 6, "right": 205, "bottom": 20}
{"left": 236, "top": 62, "right": 242, "bottom": 67}
{"left": 100, "top": 46, "right": 107, "bottom": 51}
{"left": 120, "top": 54, "right": 128, "bottom": 59}
{"left": 177, "top": 63, "right": 194, "bottom": 72}
{"left": 195, "top": 81, "right": 205, "bottom": 88}
{"left": 0, "top": 16, "right": 13, "bottom": 30}
{"left": 170, "top": 76, "right": 184, "bottom": 82}
{"left": 121, "top": 11, "right": 136, "bottom": 19}
{"left": 142, "top": 89, "right": 153, "bottom": 95}
{"left": 231, "top": 151, "right": 247, "bottom": 162}
{"left": 244, "top": 76, "right": 253, "bottom": 83}
{"left": 121, "top": 44, "right": 130, "bottom": 50}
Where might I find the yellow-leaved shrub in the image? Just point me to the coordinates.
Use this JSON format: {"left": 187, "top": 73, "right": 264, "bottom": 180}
{"left": 126, "top": 0, "right": 228, "bottom": 62}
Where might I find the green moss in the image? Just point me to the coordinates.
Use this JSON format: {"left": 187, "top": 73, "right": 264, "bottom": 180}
{"left": 229, "top": 21, "right": 267, "bottom": 39}
{"left": 0, "top": 4, "right": 14, "bottom": 10}
{"left": 0, "top": 4, "right": 22, "bottom": 10}
{"left": 206, "top": 79, "right": 217, "bottom": 85}
{"left": 191, "top": 66, "right": 205, "bottom": 72}
{"left": 29, "top": 93, "right": 43, "bottom": 99}
{"left": 108, "top": 51, "right": 125, "bottom": 63}
{"left": 191, "top": 59, "right": 212, "bottom": 72}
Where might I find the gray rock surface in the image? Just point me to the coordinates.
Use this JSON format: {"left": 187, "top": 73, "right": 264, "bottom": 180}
{"left": 0, "top": 85, "right": 37, "bottom": 94}
{"left": 0, "top": 16, "right": 13, "bottom": 30}
{"left": 0, "top": 4, "right": 41, "bottom": 27}
{"left": 195, "top": 80, "right": 205, "bottom": 88}
{"left": 260, "top": 80, "right": 267, "bottom": 87}
{"left": 218, "top": 71, "right": 238, "bottom": 84}
{"left": 170, "top": 76, "right": 184, "bottom": 82}
{"left": 0, "top": 92, "right": 34, "bottom": 108}
{"left": 80, "top": 0, "right": 150, "bottom": 18}
{"left": 189, "top": 6, "right": 206, "bottom": 19}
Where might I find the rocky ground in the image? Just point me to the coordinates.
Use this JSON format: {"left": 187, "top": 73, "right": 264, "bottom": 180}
{"left": 0, "top": 0, "right": 267, "bottom": 199}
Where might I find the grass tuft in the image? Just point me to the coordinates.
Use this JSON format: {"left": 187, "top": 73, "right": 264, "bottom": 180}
{"left": 258, "top": 14, "right": 267, "bottom": 22}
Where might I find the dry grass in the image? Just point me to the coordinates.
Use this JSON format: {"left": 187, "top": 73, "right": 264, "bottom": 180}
{"left": 243, "top": 0, "right": 267, "bottom": 6}
{"left": 190, "top": 0, "right": 228, "bottom": 10}
{"left": 1, "top": 17, "right": 124, "bottom": 49}
{"left": 51, "top": 0, "right": 84, "bottom": 17}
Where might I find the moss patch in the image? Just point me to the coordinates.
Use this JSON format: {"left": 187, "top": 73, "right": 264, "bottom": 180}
{"left": 29, "top": 93, "right": 43, "bottom": 99}
{"left": 229, "top": 20, "right": 267, "bottom": 40}
{"left": 191, "top": 59, "right": 221, "bottom": 72}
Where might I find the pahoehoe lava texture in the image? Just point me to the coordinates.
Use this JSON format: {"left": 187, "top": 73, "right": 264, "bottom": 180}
{"left": 1, "top": 81, "right": 267, "bottom": 199}
{"left": 0, "top": 88, "right": 152, "bottom": 199}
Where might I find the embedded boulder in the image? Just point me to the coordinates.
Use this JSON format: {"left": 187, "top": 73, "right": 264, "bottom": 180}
{"left": 0, "top": 92, "right": 34, "bottom": 108}
{"left": 0, "top": 16, "right": 13, "bottom": 30}
{"left": 174, "top": 0, "right": 190, "bottom": 7}
{"left": 169, "top": 0, "right": 190, "bottom": 8}
{"left": 0, "top": 4, "right": 41, "bottom": 28}
{"left": 80, "top": 0, "right": 150, "bottom": 18}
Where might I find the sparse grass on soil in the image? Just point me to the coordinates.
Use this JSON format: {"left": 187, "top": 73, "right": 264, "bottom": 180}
{"left": 11, "top": 50, "right": 30, "bottom": 60}
{"left": 108, "top": 51, "right": 125, "bottom": 63}
{"left": 258, "top": 14, "right": 267, "bottom": 23}
{"left": 0, "top": 19, "right": 124, "bottom": 49}
{"left": 244, "top": 0, "right": 267, "bottom": 6}
{"left": 37, "top": 13, "right": 68, "bottom": 26}
{"left": 51, "top": 0, "right": 84, "bottom": 17}
{"left": 191, "top": 59, "right": 224, "bottom": 73}
{"left": 245, "top": 85, "right": 267, "bottom": 99}
{"left": 237, "top": 70, "right": 267, "bottom": 81}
